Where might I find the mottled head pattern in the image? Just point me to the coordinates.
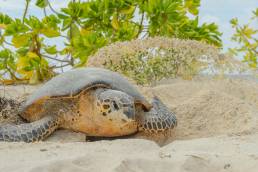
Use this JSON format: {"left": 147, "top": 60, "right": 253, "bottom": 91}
{"left": 96, "top": 89, "right": 136, "bottom": 122}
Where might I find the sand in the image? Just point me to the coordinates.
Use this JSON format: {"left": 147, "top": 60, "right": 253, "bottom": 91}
{"left": 0, "top": 77, "right": 258, "bottom": 172}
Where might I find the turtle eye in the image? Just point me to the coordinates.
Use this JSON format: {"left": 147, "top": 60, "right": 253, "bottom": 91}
{"left": 104, "top": 99, "right": 110, "bottom": 103}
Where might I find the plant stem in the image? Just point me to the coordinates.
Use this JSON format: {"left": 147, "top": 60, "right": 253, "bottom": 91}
{"left": 43, "top": 7, "right": 47, "bottom": 17}
{"left": 3, "top": 39, "right": 13, "bottom": 46}
{"left": 6, "top": 67, "right": 20, "bottom": 80}
{"left": 22, "top": 0, "right": 30, "bottom": 24}
{"left": 69, "top": 23, "right": 75, "bottom": 66}
{"left": 136, "top": 12, "right": 145, "bottom": 38}
{"left": 46, "top": 0, "right": 60, "bottom": 15}
{"left": 42, "top": 54, "right": 71, "bottom": 63}
{"left": 50, "top": 63, "right": 70, "bottom": 69}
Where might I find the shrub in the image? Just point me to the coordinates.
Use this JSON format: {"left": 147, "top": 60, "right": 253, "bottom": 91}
{"left": 88, "top": 37, "right": 244, "bottom": 85}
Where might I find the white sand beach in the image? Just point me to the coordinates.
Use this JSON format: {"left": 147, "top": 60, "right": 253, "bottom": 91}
{"left": 0, "top": 77, "right": 258, "bottom": 172}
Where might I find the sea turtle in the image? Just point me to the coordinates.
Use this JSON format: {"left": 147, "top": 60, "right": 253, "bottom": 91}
{"left": 0, "top": 67, "right": 177, "bottom": 142}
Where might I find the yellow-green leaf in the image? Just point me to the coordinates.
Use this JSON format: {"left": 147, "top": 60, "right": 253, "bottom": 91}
{"left": 27, "top": 52, "right": 39, "bottom": 59}
{"left": 80, "top": 28, "right": 92, "bottom": 36}
{"left": 111, "top": 14, "right": 119, "bottom": 30}
{"left": 184, "top": 0, "right": 200, "bottom": 16}
{"left": 40, "top": 28, "right": 60, "bottom": 37}
{"left": 12, "top": 34, "right": 30, "bottom": 48}
{"left": 243, "top": 27, "right": 256, "bottom": 38}
{"left": 120, "top": 6, "right": 135, "bottom": 15}
{"left": 44, "top": 45, "right": 57, "bottom": 54}
{"left": 16, "top": 56, "right": 33, "bottom": 79}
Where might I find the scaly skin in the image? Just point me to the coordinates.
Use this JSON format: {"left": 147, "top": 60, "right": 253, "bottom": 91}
{"left": 137, "top": 97, "right": 177, "bottom": 133}
{"left": 0, "top": 115, "right": 61, "bottom": 142}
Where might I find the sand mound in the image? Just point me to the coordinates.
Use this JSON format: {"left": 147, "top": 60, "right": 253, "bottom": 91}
{"left": 140, "top": 77, "right": 258, "bottom": 141}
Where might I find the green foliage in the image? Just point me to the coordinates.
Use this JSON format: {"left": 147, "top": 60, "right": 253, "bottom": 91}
{"left": 140, "top": 0, "right": 222, "bottom": 46}
{"left": 0, "top": 49, "right": 17, "bottom": 79}
{"left": 0, "top": 0, "right": 222, "bottom": 83}
{"left": 36, "top": 0, "right": 48, "bottom": 8}
{"left": 89, "top": 37, "right": 242, "bottom": 85}
{"left": 229, "top": 8, "right": 258, "bottom": 68}
{"left": 106, "top": 49, "right": 199, "bottom": 85}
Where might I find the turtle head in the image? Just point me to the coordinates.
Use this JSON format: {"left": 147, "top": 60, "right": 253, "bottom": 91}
{"left": 96, "top": 89, "right": 137, "bottom": 135}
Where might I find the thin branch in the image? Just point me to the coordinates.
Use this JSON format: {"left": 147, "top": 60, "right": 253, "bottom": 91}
{"left": 136, "top": 12, "right": 145, "bottom": 38}
{"left": 141, "top": 31, "right": 148, "bottom": 39}
{"left": 50, "top": 63, "right": 71, "bottom": 69}
{"left": 42, "top": 54, "right": 71, "bottom": 63}
{"left": 69, "top": 24, "right": 74, "bottom": 66}
{"left": 3, "top": 39, "right": 13, "bottom": 46}
{"left": 43, "top": 7, "right": 47, "bottom": 17}
{"left": 46, "top": 0, "right": 60, "bottom": 15}
{"left": 6, "top": 67, "right": 20, "bottom": 81}
{"left": 22, "top": 0, "right": 30, "bottom": 24}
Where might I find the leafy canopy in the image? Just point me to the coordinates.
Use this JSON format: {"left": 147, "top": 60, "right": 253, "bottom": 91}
{"left": 0, "top": 0, "right": 222, "bottom": 83}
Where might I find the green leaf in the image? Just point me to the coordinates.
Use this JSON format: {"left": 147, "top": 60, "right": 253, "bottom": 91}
{"left": 42, "top": 14, "right": 61, "bottom": 28}
{"left": 0, "top": 36, "right": 3, "bottom": 45}
{"left": 253, "top": 8, "right": 258, "bottom": 18}
{"left": 184, "top": 0, "right": 200, "bottom": 15}
{"left": 245, "top": 28, "right": 256, "bottom": 38}
{"left": 36, "top": 0, "right": 48, "bottom": 8}
{"left": 44, "top": 45, "right": 57, "bottom": 54}
{"left": 16, "top": 47, "right": 29, "bottom": 56}
{"left": 40, "top": 28, "right": 60, "bottom": 37}
{"left": 0, "top": 13, "right": 13, "bottom": 25}
{"left": 230, "top": 18, "right": 238, "bottom": 27}
{"left": 12, "top": 34, "right": 30, "bottom": 48}
{"left": 120, "top": 6, "right": 135, "bottom": 14}
{"left": 25, "top": 16, "right": 44, "bottom": 31}
{"left": 111, "top": 13, "right": 119, "bottom": 30}
{"left": 62, "top": 18, "right": 72, "bottom": 30}
{"left": 5, "top": 19, "right": 29, "bottom": 35}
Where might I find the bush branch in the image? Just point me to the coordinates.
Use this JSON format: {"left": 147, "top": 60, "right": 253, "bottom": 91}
{"left": 22, "top": 0, "right": 30, "bottom": 23}
{"left": 42, "top": 54, "right": 71, "bottom": 63}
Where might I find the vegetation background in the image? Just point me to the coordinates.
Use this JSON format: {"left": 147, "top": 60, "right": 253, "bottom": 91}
{"left": 0, "top": 0, "right": 257, "bottom": 84}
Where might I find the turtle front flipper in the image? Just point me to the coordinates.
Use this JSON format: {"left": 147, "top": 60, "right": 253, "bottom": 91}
{"left": 0, "top": 115, "right": 61, "bottom": 142}
{"left": 137, "top": 96, "right": 177, "bottom": 133}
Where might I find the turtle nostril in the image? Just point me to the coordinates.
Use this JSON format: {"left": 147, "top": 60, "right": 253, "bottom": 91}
{"left": 112, "top": 101, "right": 119, "bottom": 110}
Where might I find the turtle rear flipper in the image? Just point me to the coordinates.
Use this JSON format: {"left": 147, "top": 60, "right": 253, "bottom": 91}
{"left": 0, "top": 115, "right": 61, "bottom": 142}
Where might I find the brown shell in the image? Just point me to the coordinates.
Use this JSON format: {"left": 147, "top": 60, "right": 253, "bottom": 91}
{"left": 21, "top": 68, "right": 152, "bottom": 116}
